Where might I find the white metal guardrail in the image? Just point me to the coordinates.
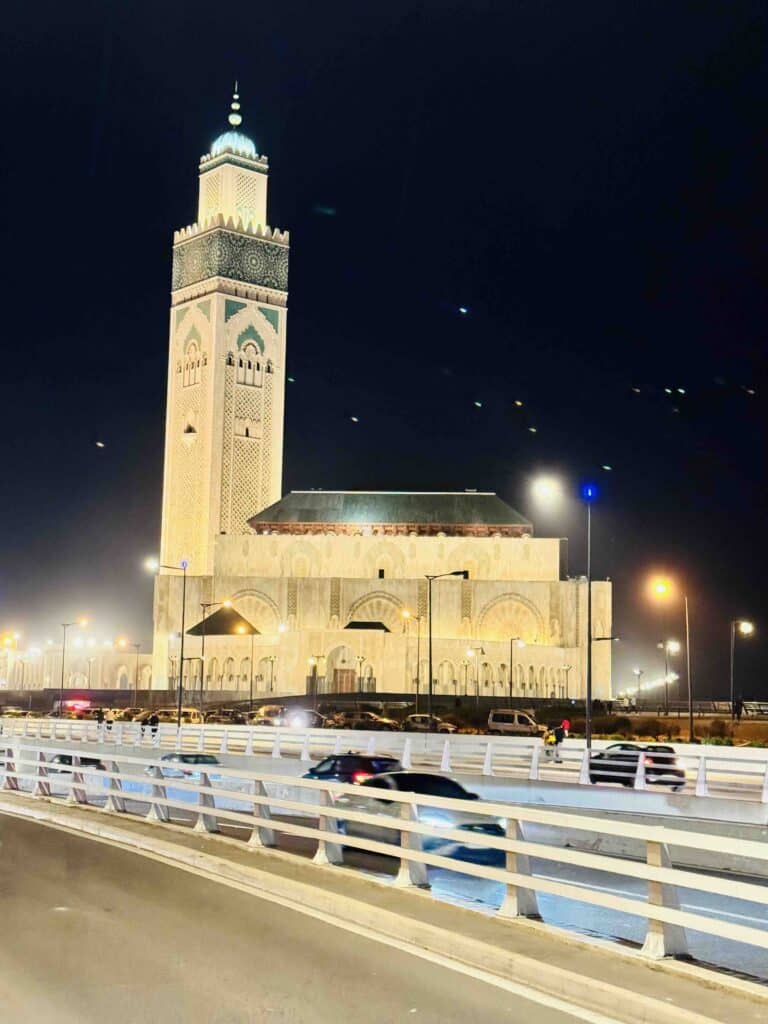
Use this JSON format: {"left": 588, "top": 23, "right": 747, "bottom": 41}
{"left": 3, "top": 717, "right": 768, "bottom": 803}
{"left": 1, "top": 740, "right": 768, "bottom": 965}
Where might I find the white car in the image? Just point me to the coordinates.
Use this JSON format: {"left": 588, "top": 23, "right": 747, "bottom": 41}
{"left": 403, "top": 714, "right": 456, "bottom": 734}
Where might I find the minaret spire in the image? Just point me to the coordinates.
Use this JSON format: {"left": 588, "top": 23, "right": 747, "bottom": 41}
{"left": 228, "top": 83, "right": 242, "bottom": 127}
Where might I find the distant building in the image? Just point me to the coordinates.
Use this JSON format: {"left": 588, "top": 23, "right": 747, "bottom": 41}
{"left": 152, "top": 91, "right": 612, "bottom": 701}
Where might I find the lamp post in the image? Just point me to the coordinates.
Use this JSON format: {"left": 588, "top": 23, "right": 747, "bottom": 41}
{"left": 426, "top": 570, "right": 468, "bottom": 724}
{"left": 648, "top": 577, "right": 694, "bottom": 741}
{"left": 87, "top": 656, "right": 96, "bottom": 689}
{"left": 508, "top": 637, "right": 525, "bottom": 703}
{"left": 633, "top": 667, "right": 644, "bottom": 704}
{"left": 308, "top": 656, "right": 321, "bottom": 710}
{"left": 657, "top": 640, "right": 680, "bottom": 714}
{"left": 581, "top": 483, "right": 598, "bottom": 749}
{"left": 467, "top": 646, "right": 484, "bottom": 704}
{"left": 59, "top": 617, "right": 88, "bottom": 716}
{"left": 401, "top": 609, "right": 422, "bottom": 712}
{"left": 562, "top": 663, "right": 572, "bottom": 700}
{"left": 267, "top": 654, "right": 277, "bottom": 693}
{"left": 730, "top": 620, "right": 755, "bottom": 716}
{"left": 145, "top": 557, "right": 188, "bottom": 728}
{"left": 198, "top": 598, "right": 232, "bottom": 711}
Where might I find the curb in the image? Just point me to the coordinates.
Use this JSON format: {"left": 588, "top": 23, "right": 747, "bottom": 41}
{"left": 0, "top": 796, "right": 764, "bottom": 1024}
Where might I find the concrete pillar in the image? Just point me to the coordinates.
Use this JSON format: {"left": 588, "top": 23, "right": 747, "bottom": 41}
{"left": 313, "top": 788, "right": 344, "bottom": 865}
{"left": 246, "top": 779, "right": 276, "bottom": 848}
{"left": 498, "top": 819, "right": 540, "bottom": 919}
{"left": 193, "top": 771, "right": 219, "bottom": 833}
{"left": 641, "top": 840, "right": 690, "bottom": 959}
{"left": 393, "top": 801, "right": 429, "bottom": 889}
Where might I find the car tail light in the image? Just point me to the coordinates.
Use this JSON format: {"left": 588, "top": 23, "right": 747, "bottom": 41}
{"left": 352, "top": 771, "right": 372, "bottom": 784}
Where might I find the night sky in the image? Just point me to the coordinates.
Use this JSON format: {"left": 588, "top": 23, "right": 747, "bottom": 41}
{"left": 2, "top": 1, "right": 766, "bottom": 695}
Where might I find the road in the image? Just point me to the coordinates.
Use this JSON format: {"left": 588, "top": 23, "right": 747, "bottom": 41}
{"left": 0, "top": 815, "right": 586, "bottom": 1024}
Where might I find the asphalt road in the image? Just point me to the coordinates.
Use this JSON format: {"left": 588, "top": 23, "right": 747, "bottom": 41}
{"left": 0, "top": 815, "right": 584, "bottom": 1024}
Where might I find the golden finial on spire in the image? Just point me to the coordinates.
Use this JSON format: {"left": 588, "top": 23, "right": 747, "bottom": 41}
{"left": 228, "top": 82, "right": 242, "bottom": 127}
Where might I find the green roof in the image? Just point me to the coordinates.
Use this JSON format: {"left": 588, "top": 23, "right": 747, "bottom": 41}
{"left": 249, "top": 491, "right": 530, "bottom": 528}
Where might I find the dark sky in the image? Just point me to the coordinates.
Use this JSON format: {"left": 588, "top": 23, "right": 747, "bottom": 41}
{"left": 1, "top": 1, "right": 766, "bottom": 696}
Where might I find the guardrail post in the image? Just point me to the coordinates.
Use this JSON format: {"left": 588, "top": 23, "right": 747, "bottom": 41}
{"left": 694, "top": 757, "right": 708, "bottom": 797}
{"left": 153, "top": 726, "right": 161, "bottom": 748}
{"left": 365, "top": 734, "right": 376, "bottom": 755}
{"left": 313, "top": 789, "right": 344, "bottom": 865}
{"left": 271, "top": 731, "right": 281, "bottom": 759}
{"left": 393, "top": 802, "right": 430, "bottom": 889}
{"left": 23, "top": 718, "right": 31, "bottom": 738}
{"left": 641, "top": 840, "right": 690, "bottom": 959}
{"left": 32, "top": 751, "right": 51, "bottom": 798}
{"left": 66, "top": 721, "right": 74, "bottom": 741}
{"left": 145, "top": 766, "right": 170, "bottom": 823}
{"left": 578, "top": 748, "right": 591, "bottom": 785}
{"left": 440, "top": 739, "right": 451, "bottom": 773}
{"left": 528, "top": 744, "right": 540, "bottom": 781}
{"left": 97, "top": 723, "right": 105, "bottom": 744}
{"left": 482, "top": 741, "right": 494, "bottom": 777}
{"left": 193, "top": 771, "right": 219, "bottom": 833}
{"left": 246, "top": 779, "right": 276, "bottom": 848}
{"left": 761, "top": 764, "right": 768, "bottom": 804}
{"left": 498, "top": 819, "right": 540, "bottom": 919}
{"left": 2, "top": 747, "right": 19, "bottom": 791}
{"left": 115, "top": 721, "right": 124, "bottom": 746}
{"left": 219, "top": 729, "right": 229, "bottom": 754}
{"left": 196, "top": 728, "right": 205, "bottom": 753}
{"left": 401, "top": 737, "right": 413, "bottom": 769}
{"left": 333, "top": 732, "right": 342, "bottom": 755}
{"left": 300, "top": 733, "right": 312, "bottom": 762}
{"left": 245, "top": 729, "right": 254, "bottom": 756}
{"left": 102, "top": 760, "right": 126, "bottom": 813}
{"left": 634, "top": 754, "right": 647, "bottom": 790}
{"left": 66, "top": 755, "right": 89, "bottom": 806}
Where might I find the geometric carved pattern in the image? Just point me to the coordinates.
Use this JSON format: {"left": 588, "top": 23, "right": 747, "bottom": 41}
{"left": 330, "top": 578, "right": 341, "bottom": 619}
{"left": 225, "top": 299, "right": 247, "bottom": 321}
{"left": 346, "top": 591, "right": 403, "bottom": 633}
{"left": 461, "top": 580, "right": 472, "bottom": 620}
{"left": 287, "top": 579, "right": 298, "bottom": 617}
{"left": 258, "top": 306, "right": 279, "bottom": 331}
{"left": 235, "top": 173, "right": 261, "bottom": 229}
{"left": 476, "top": 594, "right": 545, "bottom": 644}
{"left": 260, "top": 371, "right": 274, "bottom": 510}
{"left": 172, "top": 229, "right": 289, "bottom": 293}
{"left": 219, "top": 361, "right": 235, "bottom": 534}
{"left": 417, "top": 579, "right": 427, "bottom": 619}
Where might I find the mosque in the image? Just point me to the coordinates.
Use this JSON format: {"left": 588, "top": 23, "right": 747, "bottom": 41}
{"left": 150, "top": 90, "right": 612, "bottom": 703}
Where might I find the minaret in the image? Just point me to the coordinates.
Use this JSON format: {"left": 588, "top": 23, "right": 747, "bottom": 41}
{"left": 158, "top": 87, "right": 289, "bottom": 576}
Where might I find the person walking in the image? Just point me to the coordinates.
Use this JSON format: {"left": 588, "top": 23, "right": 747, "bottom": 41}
{"left": 734, "top": 698, "right": 744, "bottom": 724}
{"left": 104, "top": 708, "right": 115, "bottom": 733}
{"left": 95, "top": 708, "right": 104, "bottom": 726}
{"left": 149, "top": 711, "right": 159, "bottom": 738}
{"left": 553, "top": 719, "right": 570, "bottom": 763}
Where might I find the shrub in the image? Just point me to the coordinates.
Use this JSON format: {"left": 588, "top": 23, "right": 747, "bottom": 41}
{"left": 708, "top": 718, "right": 730, "bottom": 740}
{"left": 641, "top": 718, "right": 663, "bottom": 740}
{"left": 666, "top": 722, "right": 681, "bottom": 739}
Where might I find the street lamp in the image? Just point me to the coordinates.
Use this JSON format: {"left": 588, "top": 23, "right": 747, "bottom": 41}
{"left": 509, "top": 637, "right": 525, "bottom": 702}
{"left": 580, "top": 482, "right": 599, "bottom": 748}
{"left": 731, "top": 619, "right": 755, "bottom": 715}
{"left": 426, "top": 570, "right": 468, "bottom": 723}
{"left": 656, "top": 639, "right": 680, "bottom": 713}
{"left": 198, "top": 598, "right": 232, "bottom": 711}
{"left": 562, "top": 664, "right": 572, "bottom": 700}
{"left": 308, "top": 656, "right": 322, "bottom": 710}
{"left": 633, "top": 667, "right": 644, "bottom": 702}
{"left": 466, "top": 646, "right": 484, "bottom": 704}
{"left": 145, "top": 556, "right": 188, "bottom": 727}
{"left": 59, "top": 617, "right": 88, "bottom": 716}
{"left": 401, "top": 609, "right": 423, "bottom": 711}
{"left": 648, "top": 576, "right": 694, "bottom": 741}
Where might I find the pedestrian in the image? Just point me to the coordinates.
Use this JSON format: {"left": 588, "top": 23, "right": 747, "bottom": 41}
{"left": 104, "top": 708, "right": 115, "bottom": 732}
{"left": 553, "top": 719, "right": 570, "bottom": 763}
{"left": 734, "top": 698, "right": 744, "bottom": 724}
{"left": 95, "top": 708, "right": 104, "bottom": 726}
{"left": 149, "top": 712, "right": 159, "bottom": 737}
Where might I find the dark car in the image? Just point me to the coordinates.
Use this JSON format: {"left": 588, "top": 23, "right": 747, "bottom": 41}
{"left": 204, "top": 709, "right": 246, "bottom": 725}
{"left": 48, "top": 754, "right": 106, "bottom": 773}
{"left": 332, "top": 710, "right": 399, "bottom": 732}
{"left": 589, "top": 743, "right": 685, "bottom": 789}
{"left": 303, "top": 752, "right": 401, "bottom": 785}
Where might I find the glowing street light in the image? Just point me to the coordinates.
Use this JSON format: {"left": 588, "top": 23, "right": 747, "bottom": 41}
{"left": 530, "top": 475, "right": 564, "bottom": 505}
{"left": 656, "top": 639, "right": 681, "bottom": 712}
{"left": 145, "top": 556, "right": 189, "bottom": 727}
{"left": 648, "top": 574, "right": 694, "bottom": 741}
{"left": 731, "top": 619, "right": 755, "bottom": 716}
{"left": 59, "top": 617, "right": 89, "bottom": 716}
{"left": 401, "top": 608, "right": 423, "bottom": 712}
{"left": 426, "top": 570, "right": 469, "bottom": 723}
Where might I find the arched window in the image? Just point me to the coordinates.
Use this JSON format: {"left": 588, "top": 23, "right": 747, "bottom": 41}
{"left": 183, "top": 343, "right": 202, "bottom": 386}
{"left": 237, "top": 343, "right": 262, "bottom": 386}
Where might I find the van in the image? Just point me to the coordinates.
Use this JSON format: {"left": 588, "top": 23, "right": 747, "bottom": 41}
{"left": 487, "top": 709, "right": 544, "bottom": 736}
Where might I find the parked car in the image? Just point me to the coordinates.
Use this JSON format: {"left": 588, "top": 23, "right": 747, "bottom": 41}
{"left": 282, "top": 708, "right": 326, "bottom": 729}
{"left": 487, "top": 709, "right": 545, "bottom": 736}
{"left": 1, "top": 706, "right": 27, "bottom": 718}
{"left": 335, "top": 771, "right": 505, "bottom": 862}
{"left": 403, "top": 714, "right": 456, "bottom": 734}
{"left": 332, "top": 710, "right": 399, "bottom": 731}
{"left": 248, "top": 704, "right": 286, "bottom": 726}
{"left": 145, "top": 753, "right": 221, "bottom": 779}
{"left": 589, "top": 743, "right": 685, "bottom": 789}
{"left": 204, "top": 708, "right": 246, "bottom": 725}
{"left": 48, "top": 754, "right": 106, "bottom": 773}
{"left": 116, "top": 707, "right": 145, "bottom": 721}
{"left": 303, "top": 753, "right": 402, "bottom": 785}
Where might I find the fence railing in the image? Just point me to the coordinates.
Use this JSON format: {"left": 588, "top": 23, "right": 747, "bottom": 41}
{"left": 1, "top": 740, "right": 768, "bottom": 966}
{"left": 3, "top": 717, "right": 768, "bottom": 803}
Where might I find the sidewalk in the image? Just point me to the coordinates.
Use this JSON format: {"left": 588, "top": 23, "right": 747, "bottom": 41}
{"left": 0, "top": 791, "right": 766, "bottom": 1024}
